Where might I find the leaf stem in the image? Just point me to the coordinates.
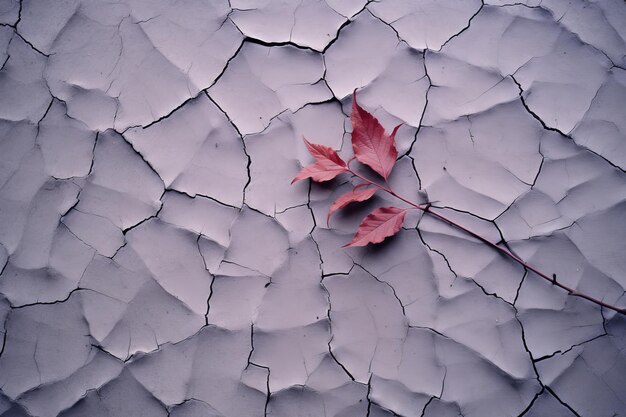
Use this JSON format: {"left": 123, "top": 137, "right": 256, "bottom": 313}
{"left": 347, "top": 168, "right": 626, "bottom": 316}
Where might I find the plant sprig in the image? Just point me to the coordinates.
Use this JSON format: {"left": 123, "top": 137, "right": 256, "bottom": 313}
{"left": 292, "top": 90, "right": 626, "bottom": 316}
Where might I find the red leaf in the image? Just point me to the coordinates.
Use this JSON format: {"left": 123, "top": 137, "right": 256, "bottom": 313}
{"left": 343, "top": 207, "right": 407, "bottom": 247}
{"left": 351, "top": 90, "right": 400, "bottom": 180}
{"left": 292, "top": 138, "right": 347, "bottom": 184}
{"left": 303, "top": 139, "right": 347, "bottom": 168}
{"left": 291, "top": 163, "right": 347, "bottom": 184}
{"left": 327, "top": 186, "right": 377, "bottom": 223}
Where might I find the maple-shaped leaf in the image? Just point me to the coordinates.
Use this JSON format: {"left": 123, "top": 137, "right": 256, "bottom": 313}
{"left": 351, "top": 90, "right": 400, "bottom": 180}
{"left": 291, "top": 138, "right": 347, "bottom": 184}
{"left": 327, "top": 186, "right": 377, "bottom": 223}
{"left": 343, "top": 206, "right": 407, "bottom": 247}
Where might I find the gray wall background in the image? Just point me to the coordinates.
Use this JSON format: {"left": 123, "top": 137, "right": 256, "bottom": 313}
{"left": 0, "top": 0, "right": 625, "bottom": 416}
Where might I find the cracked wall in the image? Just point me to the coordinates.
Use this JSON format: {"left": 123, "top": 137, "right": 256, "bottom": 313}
{"left": 0, "top": 0, "right": 625, "bottom": 416}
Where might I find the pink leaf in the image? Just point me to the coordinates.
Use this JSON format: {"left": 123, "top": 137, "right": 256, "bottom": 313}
{"left": 343, "top": 207, "right": 407, "bottom": 247}
{"left": 291, "top": 163, "right": 347, "bottom": 184}
{"left": 327, "top": 186, "right": 377, "bottom": 223}
{"left": 303, "top": 139, "right": 347, "bottom": 168}
{"left": 351, "top": 90, "right": 400, "bottom": 180}
{"left": 291, "top": 138, "right": 348, "bottom": 184}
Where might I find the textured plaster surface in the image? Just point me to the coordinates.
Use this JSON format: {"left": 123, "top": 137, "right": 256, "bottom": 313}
{"left": 0, "top": 0, "right": 625, "bottom": 416}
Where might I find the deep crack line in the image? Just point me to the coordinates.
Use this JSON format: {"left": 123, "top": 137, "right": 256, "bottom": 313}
{"left": 438, "top": 0, "right": 485, "bottom": 52}
{"left": 205, "top": 92, "right": 252, "bottom": 204}
{"left": 196, "top": 234, "right": 215, "bottom": 326}
{"left": 510, "top": 74, "right": 625, "bottom": 174}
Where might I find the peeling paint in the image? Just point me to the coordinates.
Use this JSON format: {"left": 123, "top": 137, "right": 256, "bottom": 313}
{"left": 0, "top": 0, "right": 625, "bottom": 416}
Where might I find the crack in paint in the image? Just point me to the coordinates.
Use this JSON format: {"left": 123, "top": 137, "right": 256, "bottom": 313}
{"left": 0, "top": 0, "right": 624, "bottom": 415}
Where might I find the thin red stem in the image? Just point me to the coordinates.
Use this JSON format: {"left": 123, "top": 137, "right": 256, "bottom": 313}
{"left": 348, "top": 168, "right": 626, "bottom": 316}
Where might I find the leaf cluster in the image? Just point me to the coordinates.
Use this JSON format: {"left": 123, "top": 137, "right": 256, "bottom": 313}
{"left": 292, "top": 91, "right": 406, "bottom": 247}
